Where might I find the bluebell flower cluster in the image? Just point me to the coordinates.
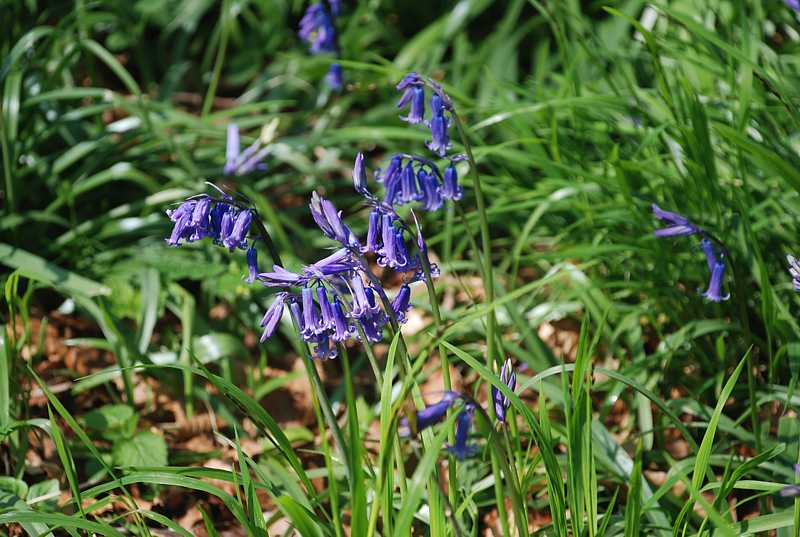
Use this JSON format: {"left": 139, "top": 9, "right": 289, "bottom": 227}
{"left": 229, "top": 190, "right": 425, "bottom": 358}
{"left": 298, "top": 2, "right": 343, "bottom": 91}
{"left": 166, "top": 189, "right": 419, "bottom": 359}
{"left": 224, "top": 124, "right": 269, "bottom": 176}
{"left": 651, "top": 204, "right": 729, "bottom": 303}
{"left": 396, "top": 72, "right": 454, "bottom": 158}
{"left": 354, "top": 152, "right": 464, "bottom": 214}
{"left": 491, "top": 359, "right": 516, "bottom": 424}
{"left": 166, "top": 194, "right": 253, "bottom": 252}
{"left": 348, "top": 73, "right": 465, "bottom": 216}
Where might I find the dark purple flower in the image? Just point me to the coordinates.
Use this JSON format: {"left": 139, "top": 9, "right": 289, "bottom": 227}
{"left": 375, "top": 216, "right": 414, "bottom": 272}
{"left": 702, "top": 260, "right": 729, "bottom": 302}
{"left": 425, "top": 109, "right": 451, "bottom": 157}
{"left": 697, "top": 239, "right": 729, "bottom": 302}
{"left": 405, "top": 87, "right": 426, "bottom": 125}
{"left": 383, "top": 169, "right": 402, "bottom": 206}
{"left": 222, "top": 209, "right": 252, "bottom": 250}
{"left": 331, "top": 297, "right": 353, "bottom": 341}
{"left": 391, "top": 284, "right": 412, "bottom": 324}
{"left": 400, "top": 391, "right": 461, "bottom": 436}
{"left": 208, "top": 202, "right": 229, "bottom": 239}
{"left": 166, "top": 200, "right": 196, "bottom": 246}
{"left": 301, "top": 287, "right": 322, "bottom": 338}
{"left": 310, "top": 192, "right": 361, "bottom": 249}
{"left": 417, "top": 169, "right": 443, "bottom": 212}
{"left": 314, "top": 332, "right": 337, "bottom": 360}
{"left": 219, "top": 210, "right": 235, "bottom": 246}
{"left": 258, "top": 265, "right": 306, "bottom": 287}
{"left": 376, "top": 155, "right": 402, "bottom": 184}
{"left": 491, "top": 359, "right": 516, "bottom": 424}
{"left": 353, "top": 152, "right": 369, "bottom": 196}
{"left": 304, "top": 248, "right": 356, "bottom": 277}
{"left": 397, "top": 73, "right": 426, "bottom": 124}
{"left": 396, "top": 72, "right": 424, "bottom": 92}
{"left": 299, "top": 3, "right": 337, "bottom": 54}
{"left": 362, "top": 209, "right": 381, "bottom": 254}
{"left": 317, "top": 286, "right": 334, "bottom": 331}
{"left": 349, "top": 275, "right": 380, "bottom": 318}
{"left": 246, "top": 245, "right": 258, "bottom": 284}
{"left": 328, "top": 0, "right": 341, "bottom": 15}
{"left": 441, "top": 163, "right": 463, "bottom": 201}
{"left": 652, "top": 204, "right": 699, "bottom": 237}
{"left": 447, "top": 403, "right": 478, "bottom": 460}
{"left": 260, "top": 292, "right": 287, "bottom": 342}
{"left": 191, "top": 197, "right": 212, "bottom": 229}
{"left": 398, "top": 162, "right": 420, "bottom": 204}
{"left": 787, "top": 0, "right": 800, "bottom": 13}
{"left": 326, "top": 63, "right": 343, "bottom": 91}
{"left": 787, "top": 255, "right": 800, "bottom": 292}
{"left": 289, "top": 300, "right": 305, "bottom": 337}
{"left": 358, "top": 306, "right": 387, "bottom": 343}
{"left": 700, "top": 238, "right": 716, "bottom": 272}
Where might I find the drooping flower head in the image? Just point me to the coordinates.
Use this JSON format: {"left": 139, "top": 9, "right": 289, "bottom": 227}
{"left": 391, "top": 284, "right": 412, "bottom": 324}
{"left": 166, "top": 194, "right": 253, "bottom": 251}
{"left": 651, "top": 204, "right": 729, "bottom": 303}
{"left": 396, "top": 72, "right": 455, "bottom": 158}
{"left": 447, "top": 403, "right": 478, "bottom": 461}
{"left": 698, "top": 239, "right": 729, "bottom": 302}
{"left": 310, "top": 192, "right": 361, "bottom": 250}
{"left": 298, "top": 2, "right": 343, "bottom": 90}
{"left": 359, "top": 153, "right": 462, "bottom": 213}
{"left": 491, "top": 359, "right": 516, "bottom": 424}
{"left": 260, "top": 293, "right": 288, "bottom": 343}
{"left": 399, "top": 391, "right": 461, "bottom": 436}
{"left": 353, "top": 152, "right": 369, "bottom": 196}
{"left": 326, "top": 63, "right": 343, "bottom": 91}
{"left": 441, "top": 163, "right": 463, "bottom": 201}
{"left": 298, "top": 3, "right": 337, "bottom": 54}
{"left": 652, "top": 204, "right": 700, "bottom": 237}
{"left": 425, "top": 94, "right": 451, "bottom": 157}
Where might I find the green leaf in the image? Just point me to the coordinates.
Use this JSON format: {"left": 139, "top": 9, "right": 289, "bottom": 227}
{"left": 0, "top": 477, "right": 28, "bottom": 499}
{"left": 112, "top": 431, "right": 168, "bottom": 468}
{"left": 83, "top": 404, "right": 137, "bottom": 440}
{"left": 26, "top": 479, "right": 60, "bottom": 511}
{"left": 274, "top": 495, "right": 324, "bottom": 537}
{"left": 0, "top": 243, "right": 110, "bottom": 297}
{"left": 193, "top": 333, "right": 248, "bottom": 363}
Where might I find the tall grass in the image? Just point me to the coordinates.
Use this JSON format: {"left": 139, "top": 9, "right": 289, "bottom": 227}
{"left": 3, "top": 0, "right": 800, "bottom": 535}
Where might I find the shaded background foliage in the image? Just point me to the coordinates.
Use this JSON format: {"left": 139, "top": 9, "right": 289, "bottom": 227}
{"left": 4, "top": 0, "right": 800, "bottom": 534}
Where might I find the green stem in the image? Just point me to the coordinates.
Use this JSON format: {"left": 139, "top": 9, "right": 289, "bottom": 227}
{"left": 309, "top": 368, "right": 344, "bottom": 537}
{"left": 0, "top": 111, "right": 14, "bottom": 214}
{"left": 451, "top": 110, "right": 497, "bottom": 371}
{"left": 340, "top": 344, "right": 367, "bottom": 535}
{"left": 419, "top": 240, "right": 458, "bottom": 513}
{"left": 201, "top": 0, "right": 230, "bottom": 117}
{"left": 291, "top": 315, "right": 351, "bottom": 482}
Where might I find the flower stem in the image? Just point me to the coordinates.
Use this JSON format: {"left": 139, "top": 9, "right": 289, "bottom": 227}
{"left": 451, "top": 110, "right": 497, "bottom": 369}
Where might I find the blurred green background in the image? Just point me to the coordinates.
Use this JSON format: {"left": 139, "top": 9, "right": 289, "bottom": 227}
{"left": 5, "top": 0, "right": 800, "bottom": 534}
